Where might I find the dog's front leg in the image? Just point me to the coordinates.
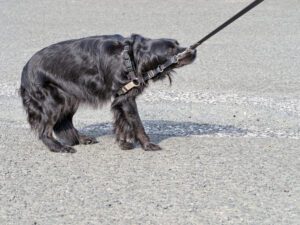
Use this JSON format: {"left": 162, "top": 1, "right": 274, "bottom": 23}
{"left": 111, "top": 102, "right": 135, "bottom": 150}
{"left": 112, "top": 97, "right": 161, "bottom": 151}
{"left": 122, "top": 98, "right": 161, "bottom": 151}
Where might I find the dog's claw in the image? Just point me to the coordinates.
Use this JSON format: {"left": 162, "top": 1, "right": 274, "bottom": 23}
{"left": 79, "top": 135, "right": 98, "bottom": 145}
{"left": 119, "top": 140, "right": 135, "bottom": 150}
{"left": 143, "top": 142, "right": 162, "bottom": 151}
{"left": 50, "top": 146, "right": 76, "bottom": 153}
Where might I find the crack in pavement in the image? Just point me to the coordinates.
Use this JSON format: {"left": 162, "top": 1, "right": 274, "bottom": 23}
{"left": 2, "top": 82, "right": 299, "bottom": 115}
{"left": 143, "top": 90, "right": 300, "bottom": 116}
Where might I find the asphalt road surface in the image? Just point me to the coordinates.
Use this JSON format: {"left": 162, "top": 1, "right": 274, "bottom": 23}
{"left": 0, "top": 0, "right": 299, "bottom": 224}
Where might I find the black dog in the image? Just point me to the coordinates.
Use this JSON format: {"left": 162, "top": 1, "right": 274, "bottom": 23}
{"left": 20, "top": 34, "right": 196, "bottom": 153}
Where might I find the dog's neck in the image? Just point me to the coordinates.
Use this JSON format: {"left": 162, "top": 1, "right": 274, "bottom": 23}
{"left": 116, "top": 44, "right": 178, "bottom": 96}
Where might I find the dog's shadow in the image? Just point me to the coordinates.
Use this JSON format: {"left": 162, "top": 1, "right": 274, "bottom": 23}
{"left": 79, "top": 120, "right": 247, "bottom": 144}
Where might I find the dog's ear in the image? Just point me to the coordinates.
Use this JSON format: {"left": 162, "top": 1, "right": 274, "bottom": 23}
{"left": 130, "top": 34, "right": 148, "bottom": 76}
{"left": 130, "top": 34, "right": 149, "bottom": 57}
{"left": 130, "top": 34, "right": 160, "bottom": 78}
{"left": 131, "top": 34, "right": 145, "bottom": 43}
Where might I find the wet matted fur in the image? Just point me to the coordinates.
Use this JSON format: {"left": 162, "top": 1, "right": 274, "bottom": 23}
{"left": 20, "top": 34, "right": 196, "bottom": 153}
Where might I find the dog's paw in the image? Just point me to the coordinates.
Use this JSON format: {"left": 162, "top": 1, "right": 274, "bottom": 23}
{"left": 79, "top": 135, "right": 98, "bottom": 145}
{"left": 119, "top": 140, "right": 135, "bottom": 150}
{"left": 50, "top": 146, "right": 76, "bottom": 153}
{"left": 142, "top": 142, "right": 162, "bottom": 151}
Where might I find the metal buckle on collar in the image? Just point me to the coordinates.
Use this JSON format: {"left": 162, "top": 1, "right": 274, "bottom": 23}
{"left": 120, "top": 79, "right": 140, "bottom": 93}
{"left": 157, "top": 65, "right": 163, "bottom": 73}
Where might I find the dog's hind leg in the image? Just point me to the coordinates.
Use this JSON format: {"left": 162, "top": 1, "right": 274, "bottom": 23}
{"left": 53, "top": 112, "right": 98, "bottom": 146}
{"left": 53, "top": 113, "right": 80, "bottom": 146}
{"left": 20, "top": 80, "right": 76, "bottom": 153}
{"left": 40, "top": 124, "right": 76, "bottom": 153}
{"left": 38, "top": 105, "right": 77, "bottom": 153}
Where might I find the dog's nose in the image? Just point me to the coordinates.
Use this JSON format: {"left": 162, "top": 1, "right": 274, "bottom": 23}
{"left": 187, "top": 49, "right": 196, "bottom": 58}
{"left": 190, "top": 49, "right": 196, "bottom": 55}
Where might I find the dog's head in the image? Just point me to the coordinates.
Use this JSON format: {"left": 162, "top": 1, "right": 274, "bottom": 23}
{"left": 130, "top": 34, "right": 196, "bottom": 82}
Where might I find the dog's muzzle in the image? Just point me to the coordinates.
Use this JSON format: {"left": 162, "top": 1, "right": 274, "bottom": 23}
{"left": 175, "top": 48, "right": 197, "bottom": 67}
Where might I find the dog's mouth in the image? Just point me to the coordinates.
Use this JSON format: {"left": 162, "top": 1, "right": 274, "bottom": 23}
{"left": 175, "top": 49, "right": 197, "bottom": 68}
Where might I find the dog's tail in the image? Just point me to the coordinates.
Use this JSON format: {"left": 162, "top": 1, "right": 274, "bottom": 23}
{"left": 20, "top": 64, "right": 43, "bottom": 133}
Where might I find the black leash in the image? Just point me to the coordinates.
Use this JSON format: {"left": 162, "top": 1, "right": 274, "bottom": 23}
{"left": 176, "top": 0, "right": 264, "bottom": 60}
{"left": 117, "top": 0, "right": 264, "bottom": 96}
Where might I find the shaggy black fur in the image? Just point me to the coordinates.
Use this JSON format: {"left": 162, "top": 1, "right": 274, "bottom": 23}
{"left": 20, "top": 34, "right": 196, "bottom": 153}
